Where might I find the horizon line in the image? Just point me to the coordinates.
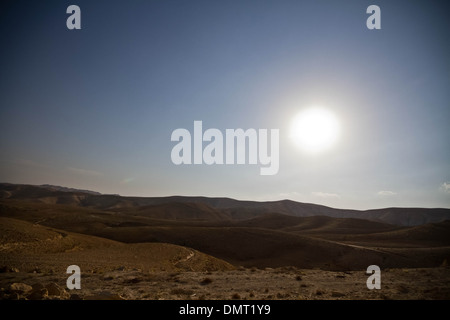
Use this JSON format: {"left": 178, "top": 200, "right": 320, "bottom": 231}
{"left": 1, "top": 181, "right": 450, "bottom": 212}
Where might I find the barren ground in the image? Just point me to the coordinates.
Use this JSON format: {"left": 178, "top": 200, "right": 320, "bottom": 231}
{"left": 1, "top": 185, "right": 450, "bottom": 300}
{"left": 1, "top": 267, "right": 449, "bottom": 300}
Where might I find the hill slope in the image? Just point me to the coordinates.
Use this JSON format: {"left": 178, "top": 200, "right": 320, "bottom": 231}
{"left": 2, "top": 183, "right": 449, "bottom": 225}
{"left": 0, "top": 217, "right": 234, "bottom": 273}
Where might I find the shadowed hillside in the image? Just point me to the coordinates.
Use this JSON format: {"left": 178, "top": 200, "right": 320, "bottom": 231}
{"left": 234, "top": 213, "right": 401, "bottom": 234}
{"left": 0, "top": 217, "right": 234, "bottom": 273}
{"left": 1, "top": 186, "right": 450, "bottom": 270}
{"left": 117, "top": 202, "right": 232, "bottom": 221}
{"left": 1, "top": 183, "right": 450, "bottom": 226}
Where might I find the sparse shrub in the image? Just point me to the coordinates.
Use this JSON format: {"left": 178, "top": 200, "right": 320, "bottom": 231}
{"left": 274, "top": 268, "right": 284, "bottom": 274}
{"left": 264, "top": 288, "right": 269, "bottom": 293}
{"left": 31, "top": 267, "right": 41, "bottom": 274}
{"left": 396, "top": 285, "right": 409, "bottom": 294}
{"left": 315, "top": 289, "right": 324, "bottom": 296}
{"left": 170, "top": 288, "right": 194, "bottom": 296}
{"left": 123, "top": 277, "right": 142, "bottom": 284}
{"left": 249, "top": 292, "right": 255, "bottom": 298}
{"left": 331, "top": 291, "right": 345, "bottom": 298}
{"left": 295, "top": 275, "right": 302, "bottom": 281}
{"left": 168, "top": 272, "right": 180, "bottom": 278}
{"left": 200, "top": 277, "right": 213, "bottom": 285}
{"left": 231, "top": 293, "right": 241, "bottom": 300}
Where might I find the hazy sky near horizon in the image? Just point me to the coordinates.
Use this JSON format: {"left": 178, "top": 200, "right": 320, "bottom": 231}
{"left": 1, "top": 0, "right": 449, "bottom": 210}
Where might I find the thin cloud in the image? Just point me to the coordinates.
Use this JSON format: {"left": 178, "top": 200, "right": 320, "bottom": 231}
{"left": 311, "top": 192, "right": 340, "bottom": 199}
{"left": 121, "top": 177, "right": 135, "bottom": 184}
{"left": 440, "top": 182, "right": 450, "bottom": 194}
{"left": 377, "top": 190, "right": 396, "bottom": 196}
{"left": 16, "top": 159, "right": 48, "bottom": 168}
{"left": 67, "top": 167, "right": 102, "bottom": 177}
{"left": 277, "top": 192, "right": 302, "bottom": 198}
{"left": 253, "top": 192, "right": 303, "bottom": 201}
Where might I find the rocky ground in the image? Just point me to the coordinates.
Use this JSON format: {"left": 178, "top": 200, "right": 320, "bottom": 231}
{"left": 1, "top": 266, "right": 449, "bottom": 300}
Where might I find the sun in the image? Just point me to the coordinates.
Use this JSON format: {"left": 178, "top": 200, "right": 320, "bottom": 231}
{"left": 290, "top": 107, "right": 340, "bottom": 154}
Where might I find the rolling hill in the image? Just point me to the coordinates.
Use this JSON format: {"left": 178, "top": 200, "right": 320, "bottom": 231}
{"left": 0, "top": 217, "right": 233, "bottom": 273}
{"left": 1, "top": 183, "right": 450, "bottom": 271}
{"left": 1, "top": 183, "right": 450, "bottom": 225}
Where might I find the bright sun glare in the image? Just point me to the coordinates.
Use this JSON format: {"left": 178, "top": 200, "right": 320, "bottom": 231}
{"left": 290, "top": 107, "right": 340, "bottom": 154}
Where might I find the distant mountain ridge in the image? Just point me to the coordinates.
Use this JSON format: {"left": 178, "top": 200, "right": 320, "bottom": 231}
{"left": 40, "top": 184, "right": 102, "bottom": 195}
{"left": 1, "top": 183, "right": 449, "bottom": 226}
{"left": 2, "top": 183, "right": 450, "bottom": 270}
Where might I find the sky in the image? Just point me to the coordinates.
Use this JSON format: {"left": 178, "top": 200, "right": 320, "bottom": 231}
{"left": 1, "top": 0, "right": 449, "bottom": 210}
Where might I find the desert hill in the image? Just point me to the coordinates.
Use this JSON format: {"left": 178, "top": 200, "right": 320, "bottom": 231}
{"left": 91, "top": 224, "right": 441, "bottom": 270}
{"left": 0, "top": 217, "right": 233, "bottom": 273}
{"left": 1, "top": 183, "right": 450, "bottom": 271}
{"left": 334, "top": 220, "right": 450, "bottom": 248}
{"left": 117, "top": 202, "right": 232, "bottom": 221}
{"left": 1, "top": 183, "right": 450, "bottom": 225}
{"left": 234, "top": 213, "right": 401, "bottom": 234}
{"left": 1, "top": 194, "right": 449, "bottom": 270}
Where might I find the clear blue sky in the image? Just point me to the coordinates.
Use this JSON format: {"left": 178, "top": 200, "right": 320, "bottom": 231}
{"left": 1, "top": 0, "right": 449, "bottom": 209}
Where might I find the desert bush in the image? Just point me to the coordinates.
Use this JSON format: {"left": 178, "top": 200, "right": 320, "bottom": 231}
{"left": 315, "top": 289, "right": 324, "bottom": 295}
{"left": 170, "top": 288, "right": 194, "bottom": 296}
{"left": 200, "top": 277, "right": 213, "bottom": 285}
